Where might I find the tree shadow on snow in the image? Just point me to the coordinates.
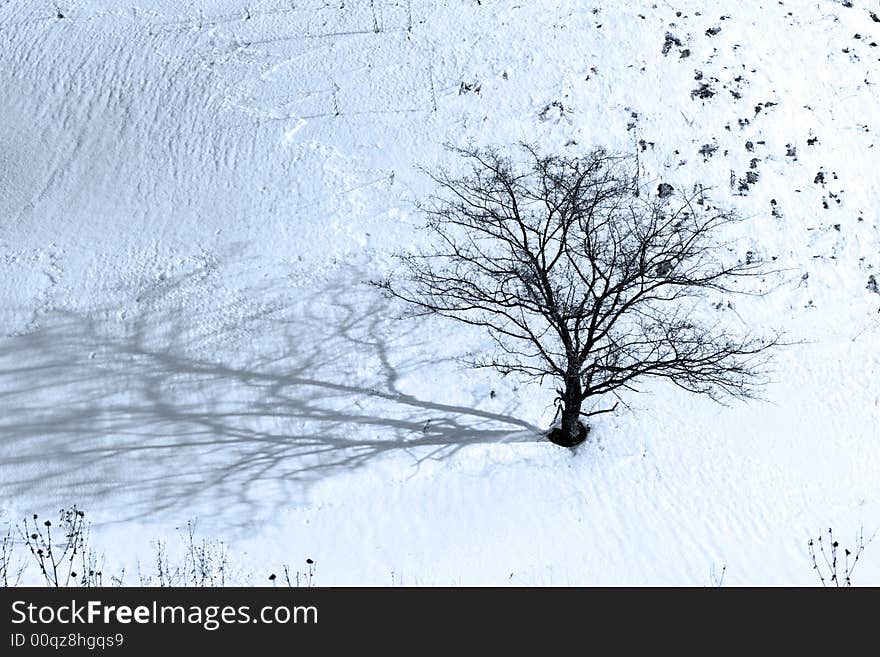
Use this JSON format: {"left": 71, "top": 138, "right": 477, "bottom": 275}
{"left": 0, "top": 265, "right": 542, "bottom": 527}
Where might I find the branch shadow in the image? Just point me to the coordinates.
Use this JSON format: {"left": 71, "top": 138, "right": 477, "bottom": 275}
{"left": 0, "top": 264, "right": 542, "bottom": 528}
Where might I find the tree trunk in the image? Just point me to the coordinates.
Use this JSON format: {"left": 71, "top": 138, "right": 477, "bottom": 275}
{"left": 557, "top": 374, "right": 586, "bottom": 447}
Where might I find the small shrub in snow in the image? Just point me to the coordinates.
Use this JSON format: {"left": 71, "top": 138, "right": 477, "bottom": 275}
{"left": 709, "top": 563, "right": 727, "bottom": 587}
{"left": 142, "top": 520, "right": 230, "bottom": 587}
{"left": 1, "top": 526, "right": 24, "bottom": 587}
{"left": 269, "top": 559, "right": 316, "bottom": 587}
{"left": 19, "top": 506, "right": 104, "bottom": 587}
{"left": 808, "top": 528, "right": 867, "bottom": 587}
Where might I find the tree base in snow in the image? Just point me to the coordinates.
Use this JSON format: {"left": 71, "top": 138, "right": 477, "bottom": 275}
{"left": 546, "top": 421, "right": 589, "bottom": 447}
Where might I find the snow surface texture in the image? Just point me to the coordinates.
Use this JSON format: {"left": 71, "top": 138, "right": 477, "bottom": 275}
{"left": 1, "top": 0, "right": 879, "bottom": 585}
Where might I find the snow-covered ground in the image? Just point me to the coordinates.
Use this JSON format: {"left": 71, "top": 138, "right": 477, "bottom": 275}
{"left": 1, "top": 0, "right": 879, "bottom": 585}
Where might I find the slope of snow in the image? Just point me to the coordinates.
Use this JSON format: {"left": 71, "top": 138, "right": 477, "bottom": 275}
{"left": 1, "top": 0, "right": 879, "bottom": 585}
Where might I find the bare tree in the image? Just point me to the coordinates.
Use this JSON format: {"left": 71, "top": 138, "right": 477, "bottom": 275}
{"left": 374, "top": 144, "right": 778, "bottom": 446}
